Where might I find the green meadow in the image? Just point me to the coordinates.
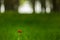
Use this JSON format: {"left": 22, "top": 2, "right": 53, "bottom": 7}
{"left": 0, "top": 11, "right": 60, "bottom": 40}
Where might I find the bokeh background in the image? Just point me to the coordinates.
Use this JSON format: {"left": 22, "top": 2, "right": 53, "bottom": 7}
{"left": 0, "top": 0, "right": 60, "bottom": 40}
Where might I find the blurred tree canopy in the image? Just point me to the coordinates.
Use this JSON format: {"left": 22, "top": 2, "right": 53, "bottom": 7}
{"left": 4, "top": 0, "right": 19, "bottom": 11}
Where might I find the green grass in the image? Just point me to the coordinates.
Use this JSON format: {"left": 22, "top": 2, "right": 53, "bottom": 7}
{"left": 0, "top": 11, "right": 60, "bottom": 40}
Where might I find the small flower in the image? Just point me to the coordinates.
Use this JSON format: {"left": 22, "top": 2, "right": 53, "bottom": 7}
{"left": 18, "top": 29, "right": 22, "bottom": 33}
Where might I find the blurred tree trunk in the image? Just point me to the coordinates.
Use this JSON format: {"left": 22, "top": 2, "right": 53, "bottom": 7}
{"left": 56, "top": 0, "right": 60, "bottom": 12}
{"left": 39, "top": 0, "right": 46, "bottom": 12}
{"left": 52, "top": 0, "right": 60, "bottom": 12}
{"left": 52, "top": 0, "right": 56, "bottom": 12}
{"left": 4, "top": 0, "right": 19, "bottom": 11}
{"left": 30, "top": 0, "right": 35, "bottom": 14}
